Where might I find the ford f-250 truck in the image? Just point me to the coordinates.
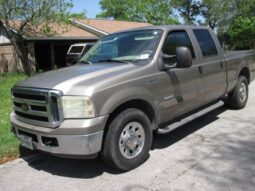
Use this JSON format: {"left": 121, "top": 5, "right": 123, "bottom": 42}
{"left": 10, "top": 26, "right": 255, "bottom": 171}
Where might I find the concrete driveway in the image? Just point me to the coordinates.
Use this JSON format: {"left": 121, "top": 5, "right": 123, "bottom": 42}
{"left": 1, "top": 82, "right": 255, "bottom": 191}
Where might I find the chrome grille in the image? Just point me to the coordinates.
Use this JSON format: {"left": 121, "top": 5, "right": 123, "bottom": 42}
{"left": 12, "top": 87, "right": 63, "bottom": 128}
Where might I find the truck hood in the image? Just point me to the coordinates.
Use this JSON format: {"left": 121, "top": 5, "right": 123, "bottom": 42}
{"left": 15, "top": 63, "right": 137, "bottom": 95}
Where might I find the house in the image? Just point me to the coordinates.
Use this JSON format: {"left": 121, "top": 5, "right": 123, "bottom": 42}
{"left": 0, "top": 19, "right": 152, "bottom": 73}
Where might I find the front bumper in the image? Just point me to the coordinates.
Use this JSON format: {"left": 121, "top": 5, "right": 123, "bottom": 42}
{"left": 10, "top": 112, "right": 108, "bottom": 158}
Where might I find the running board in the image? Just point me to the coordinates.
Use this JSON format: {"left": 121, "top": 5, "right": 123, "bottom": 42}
{"left": 157, "top": 101, "right": 224, "bottom": 134}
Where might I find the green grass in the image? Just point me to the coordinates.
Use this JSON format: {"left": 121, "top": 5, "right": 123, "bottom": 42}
{"left": 0, "top": 73, "right": 26, "bottom": 159}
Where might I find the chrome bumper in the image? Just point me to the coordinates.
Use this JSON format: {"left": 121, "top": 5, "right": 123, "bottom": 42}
{"left": 11, "top": 112, "right": 107, "bottom": 157}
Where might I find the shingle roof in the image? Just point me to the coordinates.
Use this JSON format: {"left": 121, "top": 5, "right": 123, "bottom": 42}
{"left": 77, "top": 19, "right": 153, "bottom": 33}
{"left": 6, "top": 19, "right": 152, "bottom": 39}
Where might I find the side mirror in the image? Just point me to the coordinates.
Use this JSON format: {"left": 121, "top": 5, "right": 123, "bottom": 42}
{"left": 176, "top": 47, "right": 192, "bottom": 68}
{"left": 159, "top": 47, "right": 192, "bottom": 71}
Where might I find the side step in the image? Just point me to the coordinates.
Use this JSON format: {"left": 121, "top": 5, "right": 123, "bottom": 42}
{"left": 157, "top": 101, "right": 224, "bottom": 134}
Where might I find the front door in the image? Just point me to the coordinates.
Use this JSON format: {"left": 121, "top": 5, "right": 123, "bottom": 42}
{"left": 157, "top": 30, "right": 206, "bottom": 123}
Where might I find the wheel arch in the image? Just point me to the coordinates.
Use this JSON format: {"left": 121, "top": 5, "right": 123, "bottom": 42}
{"left": 106, "top": 99, "right": 157, "bottom": 130}
{"left": 239, "top": 66, "right": 251, "bottom": 84}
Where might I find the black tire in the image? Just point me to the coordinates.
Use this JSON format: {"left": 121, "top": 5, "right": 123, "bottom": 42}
{"left": 101, "top": 108, "right": 152, "bottom": 171}
{"left": 226, "top": 76, "right": 249, "bottom": 109}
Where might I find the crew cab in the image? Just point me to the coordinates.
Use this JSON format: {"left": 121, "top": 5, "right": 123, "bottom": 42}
{"left": 10, "top": 26, "right": 255, "bottom": 171}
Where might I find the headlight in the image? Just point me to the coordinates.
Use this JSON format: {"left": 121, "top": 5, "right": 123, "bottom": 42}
{"left": 61, "top": 96, "right": 95, "bottom": 118}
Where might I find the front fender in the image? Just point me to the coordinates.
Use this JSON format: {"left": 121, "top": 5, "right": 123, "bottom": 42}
{"left": 98, "top": 87, "right": 158, "bottom": 121}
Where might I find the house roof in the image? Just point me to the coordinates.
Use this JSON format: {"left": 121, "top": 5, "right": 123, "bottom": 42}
{"left": 4, "top": 19, "right": 152, "bottom": 40}
{"left": 76, "top": 19, "right": 153, "bottom": 34}
{"left": 25, "top": 23, "right": 98, "bottom": 40}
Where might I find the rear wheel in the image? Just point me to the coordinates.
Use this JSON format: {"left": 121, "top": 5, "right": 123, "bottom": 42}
{"left": 101, "top": 108, "right": 152, "bottom": 171}
{"left": 226, "top": 76, "right": 249, "bottom": 109}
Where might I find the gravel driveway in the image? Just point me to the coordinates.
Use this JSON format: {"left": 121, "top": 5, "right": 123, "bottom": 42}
{"left": 1, "top": 82, "right": 255, "bottom": 191}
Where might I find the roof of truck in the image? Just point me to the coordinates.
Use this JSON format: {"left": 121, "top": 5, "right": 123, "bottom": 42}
{"left": 110, "top": 25, "right": 211, "bottom": 34}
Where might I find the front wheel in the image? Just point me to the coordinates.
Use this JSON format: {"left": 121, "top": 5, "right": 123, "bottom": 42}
{"left": 226, "top": 76, "right": 249, "bottom": 109}
{"left": 101, "top": 108, "right": 152, "bottom": 171}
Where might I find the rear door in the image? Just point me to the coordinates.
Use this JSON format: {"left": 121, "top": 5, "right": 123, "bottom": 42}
{"left": 192, "top": 29, "right": 227, "bottom": 102}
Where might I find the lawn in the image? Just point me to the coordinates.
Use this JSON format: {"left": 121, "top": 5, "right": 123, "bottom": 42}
{"left": 0, "top": 73, "right": 26, "bottom": 163}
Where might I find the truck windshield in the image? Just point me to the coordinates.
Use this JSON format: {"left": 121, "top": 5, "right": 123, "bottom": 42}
{"left": 81, "top": 29, "right": 162, "bottom": 63}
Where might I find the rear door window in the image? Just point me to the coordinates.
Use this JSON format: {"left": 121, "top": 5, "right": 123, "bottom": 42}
{"left": 193, "top": 29, "right": 218, "bottom": 57}
{"left": 162, "top": 31, "right": 196, "bottom": 58}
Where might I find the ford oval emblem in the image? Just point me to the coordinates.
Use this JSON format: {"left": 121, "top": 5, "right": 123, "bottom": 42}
{"left": 21, "top": 103, "right": 29, "bottom": 111}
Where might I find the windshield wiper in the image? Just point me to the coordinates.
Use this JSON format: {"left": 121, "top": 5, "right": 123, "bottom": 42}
{"left": 96, "top": 59, "right": 129, "bottom": 64}
{"left": 78, "top": 60, "right": 92, "bottom": 65}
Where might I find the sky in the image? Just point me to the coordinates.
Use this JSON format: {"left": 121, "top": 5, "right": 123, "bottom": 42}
{"left": 71, "top": 0, "right": 101, "bottom": 18}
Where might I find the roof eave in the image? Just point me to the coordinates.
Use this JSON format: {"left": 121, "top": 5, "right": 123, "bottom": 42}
{"left": 25, "top": 36, "right": 99, "bottom": 41}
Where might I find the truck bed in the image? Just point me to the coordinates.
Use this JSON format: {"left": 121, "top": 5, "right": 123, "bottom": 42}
{"left": 224, "top": 50, "right": 255, "bottom": 92}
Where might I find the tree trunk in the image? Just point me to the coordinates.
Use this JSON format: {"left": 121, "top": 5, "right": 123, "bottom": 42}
{"left": 1, "top": 23, "right": 36, "bottom": 76}
{"left": 12, "top": 35, "right": 36, "bottom": 76}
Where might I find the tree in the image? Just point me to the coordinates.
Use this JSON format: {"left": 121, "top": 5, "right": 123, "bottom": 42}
{"left": 232, "top": 0, "right": 255, "bottom": 17}
{"left": 228, "top": 17, "right": 255, "bottom": 50}
{"left": 0, "top": 0, "right": 73, "bottom": 75}
{"left": 202, "top": 0, "right": 255, "bottom": 30}
{"left": 97, "top": 0, "right": 132, "bottom": 21}
{"left": 202, "top": 0, "right": 255, "bottom": 49}
{"left": 97, "top": 0, "right": 178, "bottom": 25}
{"left": 68, "top": 10, "right": 87, "bottom": 20}
{"left": 172, "top": 0, "right": 202, "bottom": 25}
{"left": 201, "top": 0, "right": 233, "bottom": 30}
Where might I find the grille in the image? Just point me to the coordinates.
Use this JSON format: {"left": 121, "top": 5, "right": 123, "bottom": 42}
{"left": 12, "top": 87, "right": 63, "bottom": 128}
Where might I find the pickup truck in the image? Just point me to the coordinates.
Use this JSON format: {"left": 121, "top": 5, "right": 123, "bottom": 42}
{"left": 10, "top": 26, "right": 255, "bottom": 171}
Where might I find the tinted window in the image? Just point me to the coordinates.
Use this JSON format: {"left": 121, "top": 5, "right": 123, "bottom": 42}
{"left": 162, "top": 31, "right": 195, "bottom": 58}
{"left": 193, "top": 29, "right": 218, "bottom": 57}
